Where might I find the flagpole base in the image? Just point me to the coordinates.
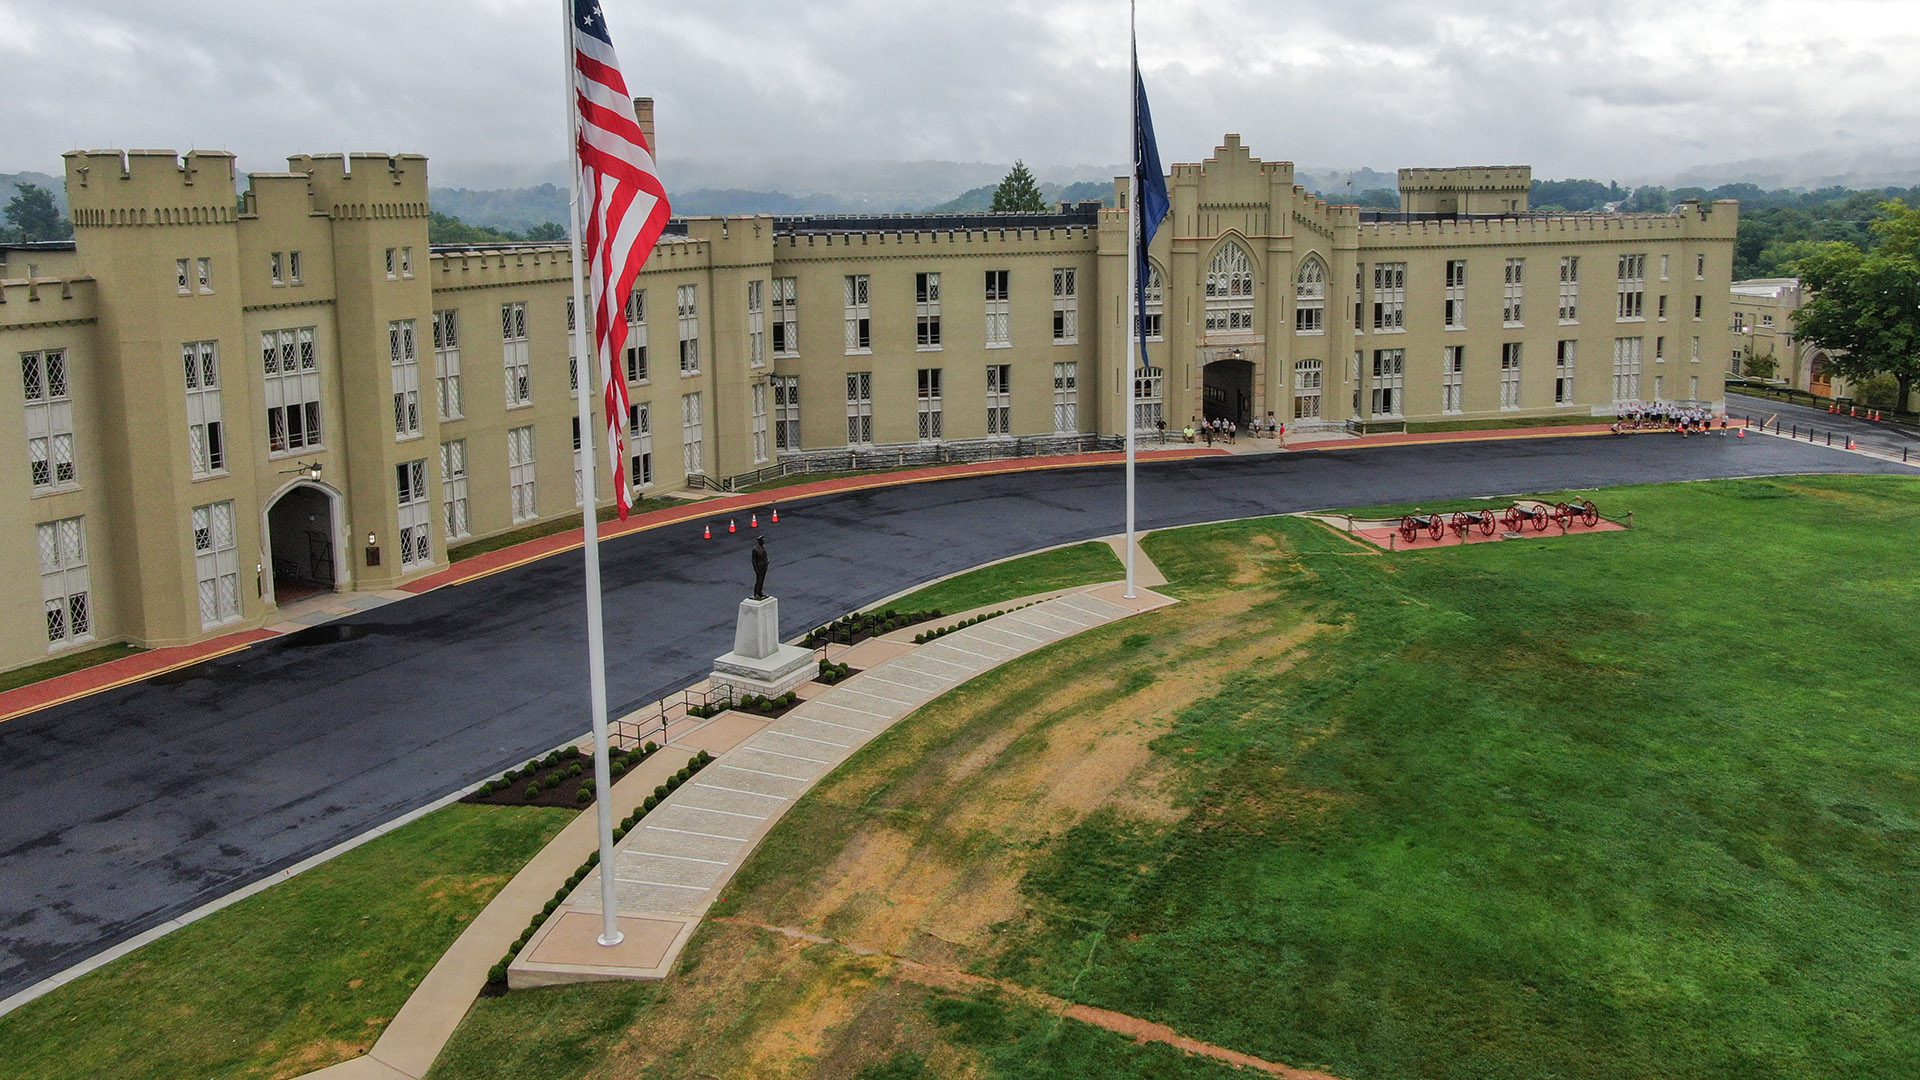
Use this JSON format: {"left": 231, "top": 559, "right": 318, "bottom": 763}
{"left": 598, "top": 930, "right": 625, "bottom": 947}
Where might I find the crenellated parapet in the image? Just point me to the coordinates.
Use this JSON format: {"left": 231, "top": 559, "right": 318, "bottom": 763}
{"left": 63, "top": 149, "right": 240, "bottom": 228}
{"left": 286, "top": 152, "right": 430, "bottom": 221}
{"left": 0, "top": 276, "right": 97, "bottom": 326}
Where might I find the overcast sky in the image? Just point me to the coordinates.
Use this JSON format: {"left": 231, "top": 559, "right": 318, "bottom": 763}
{"left": 6, "top": 0, "right": 1920, "bottom": 190}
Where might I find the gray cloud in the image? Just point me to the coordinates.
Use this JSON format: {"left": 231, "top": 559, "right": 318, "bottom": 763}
{"left": 4, "top": 0, "right": 1918, "bottom": 188}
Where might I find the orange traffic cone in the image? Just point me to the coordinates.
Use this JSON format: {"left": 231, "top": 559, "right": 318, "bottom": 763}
{"left": 1847, "top": 438, "right": 1857, "bottom": 450}
{"left": 703, "top": 523, "right": 712, "bottom": 540}
{"left": 770, "top": 508, "right": 780, "bottom": 524}
{"left": 1737, "top": 428, "right": 1747, "bottom": 439}
{"left": 750, "top": 513, "right": 759, "bottom": 529}
{"left": 1873, "top": 410, "right": 1882, "bottom": 422}
{"left": 728, "top": 519, "right": 737, "bottom": 534}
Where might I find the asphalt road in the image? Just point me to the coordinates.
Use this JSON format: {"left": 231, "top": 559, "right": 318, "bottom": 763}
{"left": 0, "top": 432, "right": 1908, "bottom": 1000}
{"left": 1729, "top": 390, "right": 1920, "bottom": 459}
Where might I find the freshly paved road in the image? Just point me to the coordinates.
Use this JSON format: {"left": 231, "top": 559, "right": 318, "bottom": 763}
{"left": 0, "top": 433, "right": 1908, "bottom": 999}
{"left": 1729, "top": 390, "right": 1920, "bottom": 459}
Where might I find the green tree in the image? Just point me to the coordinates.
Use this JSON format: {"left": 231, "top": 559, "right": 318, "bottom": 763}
{"left": 1793, "top": 200, "right": 1920, "bottom": 410}
{"left": 522, "top": 221, "right": 566, "bottom": 242}
{"left": 990, "top": 161, "right": 1046, "bottom": 213}
{"left": 4, "top": 184, "right": 72, "bottom": 242}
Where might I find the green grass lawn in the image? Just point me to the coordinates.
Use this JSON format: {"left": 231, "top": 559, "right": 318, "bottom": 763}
{"left": 428, "top": 475, "right": 1920, "bottom": 1079}
{"left": 873, "top": 540, "right": 1125, "bottom": 616}
{"left": 0, "top": 642, "right": 145, "bottom": 694}
{"left": 0, "top": 803, "right": 571, "bottom": 1080}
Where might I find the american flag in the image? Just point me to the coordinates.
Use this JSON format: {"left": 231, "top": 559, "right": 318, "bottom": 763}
{"left": 573, "top": 0, "right": 670, "bottom": 517}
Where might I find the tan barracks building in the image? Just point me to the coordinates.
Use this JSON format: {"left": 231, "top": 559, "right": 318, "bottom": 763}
{"left": 0, "top": 114, "right": 1737, "bottom": 672}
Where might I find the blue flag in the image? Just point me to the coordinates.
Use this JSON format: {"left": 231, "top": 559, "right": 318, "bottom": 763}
{"left": 1134, "top": 62, "right": 1170, "bottom": 367}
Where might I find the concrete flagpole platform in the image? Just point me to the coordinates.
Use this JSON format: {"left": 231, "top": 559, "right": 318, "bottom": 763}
{"left": 508, "top": 581, "right": 1176, "bottom": 987}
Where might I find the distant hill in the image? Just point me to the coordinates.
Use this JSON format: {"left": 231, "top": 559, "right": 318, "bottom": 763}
{"left": 928, "top": 179, "right": 1115, "bottom": 214}
{"left": 1, "top": 172, "right": 67, "bottom": 216}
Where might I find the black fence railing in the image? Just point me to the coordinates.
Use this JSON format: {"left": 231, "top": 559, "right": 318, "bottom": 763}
{"left": 1744, "top": 415, "right": 1916, "bottom": 464}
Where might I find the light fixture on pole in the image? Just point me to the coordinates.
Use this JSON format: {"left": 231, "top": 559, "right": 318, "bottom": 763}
{"left": 280, "top": 460, "right": 323, "bottom": 481}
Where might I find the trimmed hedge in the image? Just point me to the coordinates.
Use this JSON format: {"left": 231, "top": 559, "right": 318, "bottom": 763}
{"left": 912, "top": 599, "right": 1043, "bottom": 644}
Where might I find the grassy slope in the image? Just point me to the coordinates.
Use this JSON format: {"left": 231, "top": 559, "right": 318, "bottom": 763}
{"left": 430, "top": 475, "right": 1920, "bottom": 1079}
{"left": 872, "top": 541, "right": 1125, "bottom": 616}
{"left": 0, "top": 642, "right": 144, "bottom": 694}
{"left": 0, "top": 804, "right": 572, "bottom": 1080}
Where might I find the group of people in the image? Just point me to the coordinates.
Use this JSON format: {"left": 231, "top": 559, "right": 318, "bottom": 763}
{"left": 1611, "top": 401, "right": 1725, "bottom": 436}
{"left": 1182, "top": 413, "right": 1287, "bottom": 445}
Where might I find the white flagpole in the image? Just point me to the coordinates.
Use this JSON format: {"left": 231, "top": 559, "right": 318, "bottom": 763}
{"left": 561, "top": 0, "right": 623, "bottom": 949}
{"left": 1123, "top": 0, "right": 1139, "bottom": 600}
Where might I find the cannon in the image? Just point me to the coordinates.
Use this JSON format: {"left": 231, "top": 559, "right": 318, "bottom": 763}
{"left": 1502, "top": 503, "right": 1553, "bottom": 532}
{"left": 1449, "top": 509, "right": 1499, "bottom": 538}
{"left": 1398, "top": 512, "right": 1446, "bottom": 543}
{"left": 1551, "top": 499, "right": 1601, "bottom": 528}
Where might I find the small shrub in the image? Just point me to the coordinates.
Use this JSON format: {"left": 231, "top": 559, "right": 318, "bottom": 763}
{"left": 543, "top": 899, "right": 558, "bottom": 916}
{"left": 487, "top": 960, "right": 509, "bottom": 985}
{"left": 610, "top": 760, "right": 626, "bottom": 778}
{"left": 576, "top": 785, "right": 592, "bottom": 804}
{"left": 654, "top": 784, "right": 669, "bottom": 800}
{"left": 503, "top": 769, "right": 520, "bottom": 783}
{"left": 645, "top": 741, "right": 658, "bottom": 753}
{"left": 696, "top": 750, "right": 713, "bottom": 765}
{"left": 567, "top": 762, "right": 584, "bottom": 779}
{"left": 675, "top": 767, "right": 691, "bottom": 782}
{"left": 525, "top": 782, "right": 542, "bottom": 798}
{"left": 644, "top": 794, "right": 658, "bottom": 810}
{"left": 543, "top": 750, "right": 563, "bottom": 768}
{"left": 569, "top": 744, "right": 584, "bottom": 758}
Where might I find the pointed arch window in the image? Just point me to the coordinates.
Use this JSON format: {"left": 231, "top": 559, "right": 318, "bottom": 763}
{"left": 1295, "top": 256, "right": 1327, "bottom": 334}
{"left": 1205, "top": 243, "right": 1255, "bottom": 335}
{"left": 1133, "top": 261, "right": 1165, "bottom": 341}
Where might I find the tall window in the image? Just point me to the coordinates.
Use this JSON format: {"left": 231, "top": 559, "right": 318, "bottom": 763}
{"left": 843, "top": 275, "right": 871, "bottom": 353}
{"left": 390, "top": 319, "right": 421, "bottom": 438}
{"left": 916, "top": 272, "right": 942, "bottom": 349}
{"left": 681, "top": 392, "right": 704, "bottom": 474}
{"left": 747, "top": 280, "right": 767, "bottom": 367}
{"left": 289, "top": 250, "right": 303, "bottom": 285}
{"left": 507, "top": 425, "right": 537, "bottom": 522}
{"left": 176, "top": 259, "right": 190, "bottom": 295}
{"left": 677, "top": 285, "right": 700, "bottom": 375}
{"left": 192, "top": 500, "right": 240, "bottom": 628}
{"left": 184, "top": 342, "right": 224, "bottom": 477}
{"left": 771, "top": 277, "right": 798, "bottom": 356}
{"left": 845, "top": 372, "right": 874, "bottom": 445}
{"left": 1052, "top": 362, "right": 1078, "bottom": 433}
{"left": 1372, "top": 263, "right": 1407, "bottom": 332}
{"left": 1696, "top": 254, "right": 1706, "bottom": 280}
{"left": 1370, "top": 349, "right": 1405, "bottom": 418}
{"left": 270, "top": 251, "right": 285, "bottom": 286}
{"left": 433, "top": 310, "right": 462, "bottom": 420}
{"left": 1133, "top": 366, "right": 1164, "bottom": 432}
{"left": 1354, "top": 265, "right": 1365, "bottom": 331}
{"left": 1500, "top": 343, "right": 1523, "bottom": 409}
{"left": 773, "top": 376, "right": 800, "bottom": 451}
{"left": 22, "top": 349, "right": 76, "bottom": 493}
{"left": 1292, "top": 359, "right": 1322, "bottom": 420}
{"left": 502, "top": 302, "right": 531, "bottom": 407}
{"left": 1444, "top": 260, "right": 1467, "bottom": 329}
{"left": 916, "top": 368, "right": 944, "bottom": 441}
{"left": 1658, "top": 294, "right": 1669, "bottom": 320}
{"left": 1137, "top": 262, "right": 1165, "bottom": 340}
{"left": 396, "top": 460, "right": 430, "bottom": 569}
{"left": 1656, "top": 335, "right": 1666, "bottom": 362}
{"left": 440, "top": 439, "right": 470, "bottom": 541}
{"left": 986, "top": 364, "right": 1012, "bottom": 435}
{"left": 1442, "top": 347, "right": 1464, "bottom": 414}
{"left": 264, "top": 328, "right": 322, "bottom": 453}
{"left": 1051, "top": 268, "right": 1078, "bottom": 343}
{"left": 624, "top": 290, "right": 649, "bottom": 383}
{"left": 1617, "top": 254, "right": 1646, "bottom": 320}
{"left": 1295, "top": 256, "right": 1327, "bottom": 334}
{"left": 751, "top": 382, "right": 770, "bottom": 463}
{"left": 196, "top": 257, "right": 212, "bottom": 294}
{"left": 629, "top": 403, "right": 654, "bottom": 488}
{"left": 1205, "top": 243, "right": 1255, "bottom": 334}
{"left": 1693, "top": 294, "right": 1703, "bottom": 320}
{"left": 1691, "top": 335, "right": 1701, "bottom": 362}
{"left": 984, "top": 270, "right": 1010, "bottom": 347}
{"left": 1559, "top": 257, "right": 1580, "bottom": 323}
{"left": 1502, "top": 259, "right": 1525, "bottom": 326}
{"left": 38, "top": 517, "right": 91, "bottom": 649}
{"left": 1654, "top": 374, "right": 1664, "bottom": 399}
{"left": 571, "top": 415, "right": 584, "bottom": 506}
{"left": 1555, "top": 340, "right": 1577, "bottom": 404}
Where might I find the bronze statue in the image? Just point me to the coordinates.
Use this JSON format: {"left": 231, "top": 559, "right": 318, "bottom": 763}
{"left": 751, "top": 535, "right": 769, "bottom": 600}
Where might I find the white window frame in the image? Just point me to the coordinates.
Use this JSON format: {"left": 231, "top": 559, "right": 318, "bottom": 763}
{"left": 176, "top": 258, "right": 191, "bottom": 295}
{"left": 917, "top": 368, "right": 945, "bottom": 442}
{"left": 1502, "top": 258, "right": 1525, "bottom": 326}
{"left": 440, "top": 439, "right": 470, "bottom": 541}
{"left": 624, "top": 290, "right": 649, "bottom": 384}
{"left": 1052, "top": 362, "right": 1078, "bottom": 433}
{"left": 433, "top": 310, "right": 462, "bottom": 420}
{"left": 845, "top": 371, "right": 874, "bottom": 446}
{"left": 192, "top": 500, "right": 241, "bottom": 628}
{"left": 677, "top": 284, "right": 701, "bottom": 375}
{"left": 270, "top": 251, "right": 285, "bottom": 286}
{"left": 986, "top": 364, "right": 1012, "bottom": 436}
{"left": 747, "top": 280, "right": 767, "bottom": 368}
{"left": 507, "top": 424, "right": 537, "bottom": 523}
{"left": 184, "top": 341, "right": 225, "bottom": 477}
{"left": 1205, "top": 243, "right": 1256, "bottom": 335}
{"left": 1051, "top": 267, "right": 1078, "bottom": 344}
{"left": 289, "top": 250, "right": 303, "bottom": 285}
{"left": 915, "top": 272, "right": 942, "bottom": 350}
{"left": 264, "top": 328, "right": 323, "bottom": 455}
{"left": 984, "top": 270, "right": 1010, "bottom": 348}
{"left": 38, "top": 516, "right": 92, "bottom": 650}
{"left": 629, "top": 402, "right": 654, "bottom": 488}
{"left": 1137, "top": 262, "right": 1165, "bottom": 341}
{"left": 843, "top": 275, "right": 871, "bottom": 354}
{"left": 773, "top": 375, "right": 800, "bottom": 451}
{"left": 751, "top": 381, "right": 770, "bottom": 463}
{"left": 1555, "top": 340, "right": 1577, "bottom": 405}
{"left": 1372, "top": 262, "right": 1406, "bottom": 332}
{"left": 196, "top": 257, "right": 212, "bottom": 294}
{"left": 1295, "top": 257, "right": 1327, "bottom": 335}
{"left": 1617, "top": 254, "right": 1646, "bottom": 320}
{"left": 1558, "top": 256, "right": 1580, "bottom": 323}
{"left": 681, "top": 392, "right": 705, "bottom": 475}
{"left": 23, "top": 349, "right": 78, "bottom": 493}
{"left": 390, "top": 319, "right": 421, "bottom": 439}
{"left": 1293, "top": 359, "right": 1323, "bottom": 420}
{"left": 1133, "top": 366, "right": 1165, "bottom": 432}
{"left": 396, "top": 459, "right": 431, "bottom": 570}
{"left": 1444, "top": 260, "right": 1467, "bottom": 329}
{"left": 502, "top": 302, "right": 531, "bottom": 408}
{"left": 771, "top": 277, "right": 798, "bottom": 357}
{"left": 1442, "top": 346, "right": 1464, "bottom": 414}
{"left": 1613, "top": 337, "right": 1643, "bottom": 403}
{"left": 1500, "top": 342, "right": 1523, "bottom": 410}
{"left": 1371, "top": 349, "right": 1406, "bottom": 418}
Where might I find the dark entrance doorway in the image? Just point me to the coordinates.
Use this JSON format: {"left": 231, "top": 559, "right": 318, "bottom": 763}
{"left": 1203, "top": 359, "right": 1254, "bottom": 427}
{"left": 266, "top": 484, "right": 337, "bottom": 605}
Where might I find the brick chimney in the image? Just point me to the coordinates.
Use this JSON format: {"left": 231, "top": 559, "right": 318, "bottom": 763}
{"left": 633, "top": 97, "right": 656, "bottom": 157}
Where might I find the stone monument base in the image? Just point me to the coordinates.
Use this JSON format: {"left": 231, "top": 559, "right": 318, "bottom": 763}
{"left": 710, "top": 595, "right": 817, "bottom": 700}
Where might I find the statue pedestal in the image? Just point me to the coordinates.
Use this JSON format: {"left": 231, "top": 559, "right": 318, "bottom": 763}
{"left": 710, "top": 596, "right": 816, "bottom": 700}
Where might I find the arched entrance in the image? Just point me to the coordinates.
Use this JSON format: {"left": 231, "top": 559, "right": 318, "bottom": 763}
{"left": 1203, "top": 358, "right": 1255, "bottom": 427}
{"left": 1809, "top": 351, "right": 1833, "bottom": 397}
{"left": 263, "top": 482, "right": 342, "bottom": 606}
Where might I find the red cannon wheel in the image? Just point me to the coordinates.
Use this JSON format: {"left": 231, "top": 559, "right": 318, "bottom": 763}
{"left": 1580, "top": 500, "right": 1599, "bottom": 527}
{"left": 1449, "top": 512, "right": 1471, "bottom": 538}
{"left": 1478, "top": 511, "right": 1497, "bottom": 536}
{"left": 1532, "top": 506, "right": 1551, "bottom": 532}
{"left": 1554, "top": 501, "right": 1572, "bottom": 525}
{"left": 1399, "top": 515, "right": 1419, "bottom": 543}
{"left": 1427, "top": 515, "right": 1445, "bottom": 540}
{"left": 1502, "top": 507, "right": 1522, "bottom": 532}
